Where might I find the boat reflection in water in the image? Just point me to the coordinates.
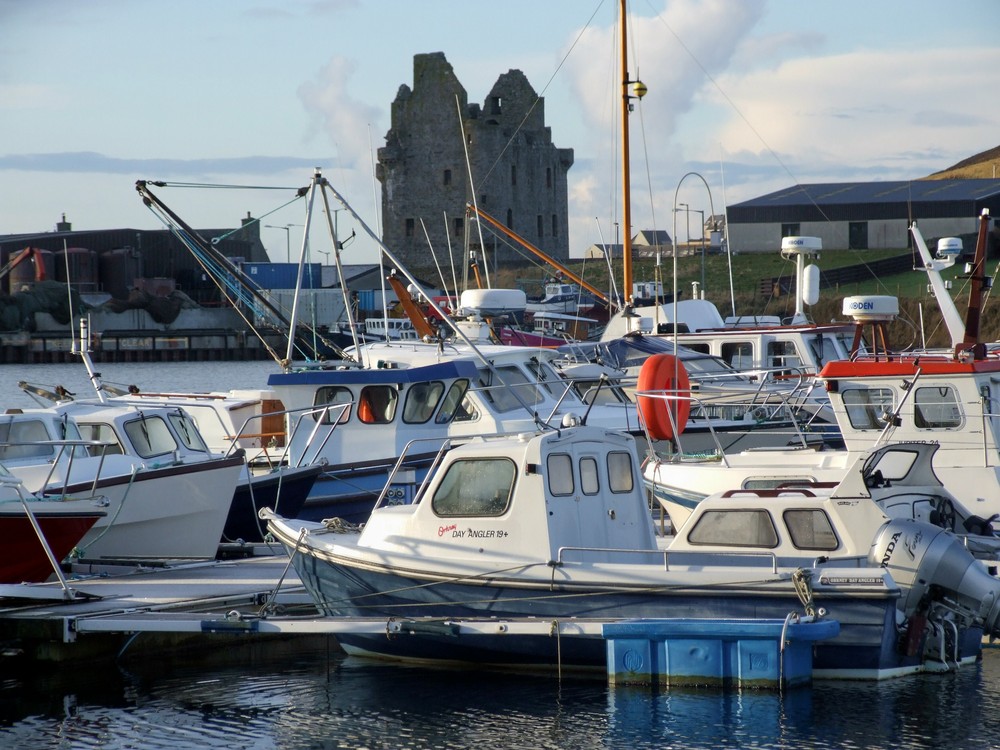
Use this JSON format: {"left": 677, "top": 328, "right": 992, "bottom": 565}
{"left": 2, "top": 643, "right": 1000, "bottom": 749}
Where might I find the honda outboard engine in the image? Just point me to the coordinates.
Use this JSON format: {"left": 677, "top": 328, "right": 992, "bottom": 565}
{"left": 869, "top": 518, "right": 1000, "bottom": 638}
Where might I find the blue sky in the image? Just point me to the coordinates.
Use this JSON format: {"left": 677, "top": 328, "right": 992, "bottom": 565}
{"left": 2, "top": 0, "right": 998, "bottom": 262}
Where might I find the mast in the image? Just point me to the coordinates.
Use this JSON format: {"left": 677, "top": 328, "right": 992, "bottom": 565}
{"left": 620, "top": 0, "right": 633, "bottom": 305}
{"left": 958, "top": 209, "right": 992, "bottom": 360}
{"left": 619, "top": 0, "right": 645, "bottom": 307}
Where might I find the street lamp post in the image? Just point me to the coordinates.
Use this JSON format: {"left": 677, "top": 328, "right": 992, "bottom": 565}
{"left": 264, "top": 223, "right": 302, "bottom": 263}
{"left": 692, "top": 208, "right": 706, "bottom": 293}
{"left": 678, "top": 203, "right": 689, "bottom": 253}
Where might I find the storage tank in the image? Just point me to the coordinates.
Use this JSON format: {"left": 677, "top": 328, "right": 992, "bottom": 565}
{"left": 56, "top": 247, "right": 99, "bottom": 292}
{"left": 5, "top": 247, "right": 54, "bottom": 293}
{"left": 99, "top": 247, "right": 144, "bottom": 299}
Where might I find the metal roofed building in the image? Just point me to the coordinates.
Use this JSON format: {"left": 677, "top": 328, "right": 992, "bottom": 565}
{"left": 727, "top": 179, "right": 1000, "bottom": 252}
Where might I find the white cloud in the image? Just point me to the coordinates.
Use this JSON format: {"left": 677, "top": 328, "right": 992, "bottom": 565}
{"left": 710, "top": 46, "right": 1000, "bottom": 179}
{"left": 298, "top": 56, "right": 384, "bottom": 173}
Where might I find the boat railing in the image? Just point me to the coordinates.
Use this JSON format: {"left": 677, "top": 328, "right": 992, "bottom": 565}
{"left": 554, "top": 544, "right": 781, "bottom": 573}
{"left": 98, "top": 398, "right": 351, "bottom": 470}
{"left": 633, "top": 389, "right": 828, "bottom": 464}
{"left": 0, "top": 438, "right": 121, "bottom": 501}
{"left": 283, "top": 403, "right": 351, "bottom": 469}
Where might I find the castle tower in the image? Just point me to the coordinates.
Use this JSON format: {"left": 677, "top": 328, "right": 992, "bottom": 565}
{"left": 377, "top": 52, "right": 574, "bottom": 271}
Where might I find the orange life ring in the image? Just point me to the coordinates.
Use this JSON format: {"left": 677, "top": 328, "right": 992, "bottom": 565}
{"left": 636, "top": 353, "right": 691, "bottom": 441}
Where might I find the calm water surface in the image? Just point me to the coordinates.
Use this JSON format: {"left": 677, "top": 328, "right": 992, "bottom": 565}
{"left": 0, "top": 360, "right": 280, "bottom": 410}
{"left": 3, "top": 361, "right": 1000, "bottom": 748}
{"left": 2, "top": 643, "right": 1000, "bottom": 749}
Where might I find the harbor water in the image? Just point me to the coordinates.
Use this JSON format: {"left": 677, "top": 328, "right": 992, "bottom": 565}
{"left": 2, "top": 360, "right": 1000, "bottom": 749}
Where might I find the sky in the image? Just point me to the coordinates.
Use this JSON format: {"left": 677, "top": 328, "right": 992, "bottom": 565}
{"left": 2, "top": 0, "right": 998, "bottom": 264}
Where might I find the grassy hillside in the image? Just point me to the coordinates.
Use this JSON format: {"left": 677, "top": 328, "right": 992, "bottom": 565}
{"left": 928, "top": 145, "right": 1000, "bottom": 179}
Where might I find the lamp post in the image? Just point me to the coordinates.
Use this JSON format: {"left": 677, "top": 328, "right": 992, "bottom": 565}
{"left": 264, "top": 223, "right": 302, "bottom": 263}
{"left": 678, "top": 203, "right": 690, "bottom": 253}
{"left": 691, "top": 208, "right": 706, "bottom": 293}
{"left": 673, "top": 172, "right": 721, "bottom": 337}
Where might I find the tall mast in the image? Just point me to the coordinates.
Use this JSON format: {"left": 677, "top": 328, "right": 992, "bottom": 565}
{"left": 620, "top": 0, "right": 633, "bottom": 305}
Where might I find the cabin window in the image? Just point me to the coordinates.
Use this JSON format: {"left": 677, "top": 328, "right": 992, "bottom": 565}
{"left": 687, "top": 509, "right": 779, "bottom": 548}
{"left": 575, "top": 379, "right": 628, "bottom": 406}
{"left": 766, "top": 341, "right": 802, "bottom": 376}
{"left": 525, "top": 358, "right": 563, "bottom": 397}
{"left": 0, "top": 419, "right": 56, "bottom": 460}
{"left": 168, "top": 412, "right": 210, "bottom": 453}
{"left": 783, "top": 509, "right": 839, "bottom": 550}
{"left": 547, "top": 453, "right": 574, "bottom": 496}
{"left": 76, "top": 422, "right": 125, "bottom": 457}
{"left": 607, "top": 451, "right": 634, "bottom": 493}
{"left": 478, "top": 365, "right": 544, "bottom": 412}
{"left": 580, "top": 457, "right": 600, "bottom": 495}
{"left": 431, "top": 458, "right": 516, "bottom": 516}
{"left": 841, "top": 387, "right": 894, "bottom": 430}
{"left": 807, "top": 334, "right": 843, "bottom": 368}
{"left": 403, "top": 381, "right": 445, "bottom": 424}
{"left": 435, "top": 379, "right": 471, "bottom": 424}
{"left": 358, "top": 385, "right": 398, "bottom": 424}
{"left": 743, "top": 476, "right": 814, "bottom": 490}
{"left": 685, "top": 343, "right": 710, "bottom": 355}
{"left": 313, "top": 386, "right": 353, "bottom": 424}
{"left": 866, "top": 446, "right": 919, "bottom": 483}
{"left": 721, "top": 341, "right": 754, "bottom": 371}
{"left": 124, "top": 415, "right": 178, "bottom": 458}
{"left": 913, "top": 386, "right": 962, "bottom": 429}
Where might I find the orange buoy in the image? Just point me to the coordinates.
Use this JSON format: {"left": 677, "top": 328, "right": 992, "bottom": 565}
{"left": 636, "top": 353, "right": 691, "bottom": 441}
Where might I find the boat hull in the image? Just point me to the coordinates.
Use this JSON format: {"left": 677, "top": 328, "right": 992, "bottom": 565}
{"left": 0, "top": 506, "right": 104, "bottom": 583}
{"left": 282, "top": 541, "right": 956, "bottom": 679}
{"left": 51, "top": 455, "right": 244, "bottom": 561}
{"left": 223, "top": 463, "right": 322, "bottom": 543}
{"left": 297, "top": 454, "right": 436, "bottom": 524}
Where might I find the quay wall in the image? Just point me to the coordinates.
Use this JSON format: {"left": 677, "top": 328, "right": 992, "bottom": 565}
{"left": 1, "top": 308, "right": 278, "bottom": 364}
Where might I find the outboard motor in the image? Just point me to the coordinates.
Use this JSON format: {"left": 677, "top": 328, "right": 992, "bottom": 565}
{"left": 869, "top": 519, "right": 1000, "bottom": 638}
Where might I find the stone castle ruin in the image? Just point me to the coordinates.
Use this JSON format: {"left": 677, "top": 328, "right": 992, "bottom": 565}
{"left": 377, "top": 52, "right": 574, "bottom": 271}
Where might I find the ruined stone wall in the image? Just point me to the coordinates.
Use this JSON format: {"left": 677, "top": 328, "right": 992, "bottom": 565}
{"left": 377, "top": 52, "right": 573, "bottom": 272}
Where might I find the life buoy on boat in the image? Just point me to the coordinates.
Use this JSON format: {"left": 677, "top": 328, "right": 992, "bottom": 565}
{"left": 636, "top": 353, "right": 691, "bottom": 441}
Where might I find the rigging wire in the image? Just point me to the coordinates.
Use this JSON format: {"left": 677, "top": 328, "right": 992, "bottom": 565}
{"left": 635, "top": 0, "right": 914, "bottom": 308}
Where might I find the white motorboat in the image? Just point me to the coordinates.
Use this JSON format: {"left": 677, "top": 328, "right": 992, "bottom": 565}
{"left": 0, "top": 406, "right": 242, "bottom": 561}
{"left": 265, "top": 421, "right": 1000, "bottom": 679}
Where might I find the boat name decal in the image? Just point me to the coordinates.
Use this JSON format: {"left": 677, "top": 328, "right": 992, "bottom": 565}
{"left": 820, "top": 576, "right": 887, "bottom": 585}
{"left": 437, "top": 525, "right": 510, "bottom": 539}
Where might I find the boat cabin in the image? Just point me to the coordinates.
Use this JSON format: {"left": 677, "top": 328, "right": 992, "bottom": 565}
{"left": 357, "top": 425, "right": 657, "bottom": 564}
{"left": 363, "top": 317, "right": 419, "bottom": 341}
{"left": 820, "top": 357, "right": 1000, "bottom": 458}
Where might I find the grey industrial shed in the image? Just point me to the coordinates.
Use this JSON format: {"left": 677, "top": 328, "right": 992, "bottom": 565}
{"left": 727, "top": 179, "right": 1000, "bottom": 253}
